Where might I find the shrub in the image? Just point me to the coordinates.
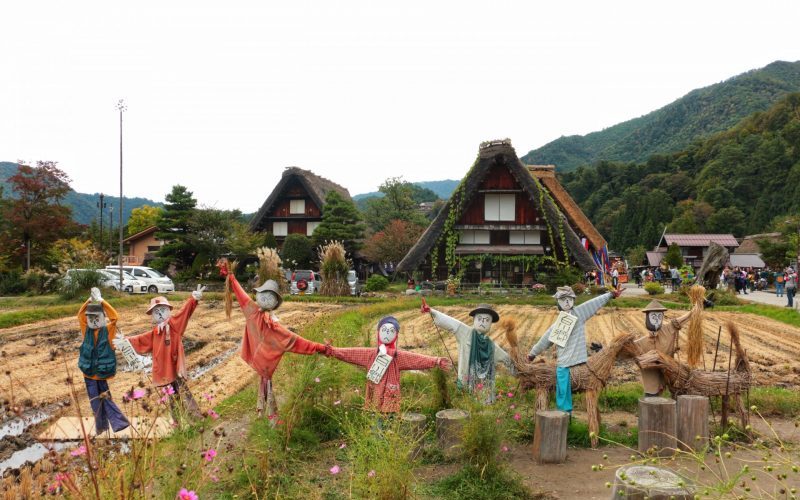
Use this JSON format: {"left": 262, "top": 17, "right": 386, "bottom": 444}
{"left": 23, "top": 268, "right": 60, "bottom": 295}
{"left": 571, "top": 282, "right": 586, "bottom": 295}
{"left": 0, "top": 270, "right": 25, "bottom": 295}
{"left": 707, "top": 288, "right": 740, "bottom": 306}
{"left": 588, "top": 284, "right": 606, "bottom": 295}
{"left": 644, "top": 282, "right": 665, "bottom": 295}
{"left": 364, "top": 275, "right": 389, "bottom": 292}
{"left": 60, "top": 268, "right": 103, "bottom": 299}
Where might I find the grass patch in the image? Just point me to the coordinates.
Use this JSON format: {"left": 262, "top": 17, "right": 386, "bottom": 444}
{"left": 717, "top": 303, "right": 800, "bottom": 328}
{"left": 708, "top": 386, "right": 800, "bottom": 417}
{"left": 425, "top": 465, "right": 540, "bottom": 499}
{"left": 567, "top": 419, "right": 638, "bottom": 448}
{"left": 598, "top": 383, "right": 644, "bottom": 413}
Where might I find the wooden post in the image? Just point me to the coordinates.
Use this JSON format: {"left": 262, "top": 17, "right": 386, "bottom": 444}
{"left": 611, "top": 465, "right": 695, "bottom": 499}
{"left": 401, "top": 412, "right": 427, "bottom": 459}
{"left": 532, "top": 410, "right": 569, "bottom": 464}
{"left": 638, "top": 397, "right": 677, "bottom": 457}
{"left": 435, "top": 409, "right": 469, "bottom": 457}
{"left": 677, "top": 395, "right": 709, "bottom": 452}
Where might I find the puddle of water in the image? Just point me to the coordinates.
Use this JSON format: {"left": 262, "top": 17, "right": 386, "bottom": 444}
{"left": 189, "top": 347, "right": 237, "bottom": 380}
{"left": 0, "top": 440, "right": 132, "bottom": 476}
{"left": 0, "top": 410, "right": 51, "bottom": 439}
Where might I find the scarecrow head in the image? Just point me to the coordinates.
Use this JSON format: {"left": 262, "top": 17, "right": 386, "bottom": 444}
{"left": 469, "top": 304, "right": 499, "bottom": 334}
{"left": 253, "top": 279, "right": 283, "bottom": 312}
{"left": 376, "top": 316, "right": 399, "bottom": 356}
{"left": 642, "top": 300, "right": 667, "bottom": 332}
{"left": 85, "top": 303, "right": 107, "bottom": 330}
{"left": 146, "top": 296, "right": 173, "bottom": 324}
{"left": 553, "top": 286, "right": 577, "bottom": 312}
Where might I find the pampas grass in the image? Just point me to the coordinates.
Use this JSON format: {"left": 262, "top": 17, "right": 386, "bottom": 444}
{"left": 318, "top": 241, "right": 350, "bottom": 296}
{"left": 256, "top": 246, "right": 287, "bottom": 293}
{"left": 224, "top": 260, "right": 239, "bottom": 319}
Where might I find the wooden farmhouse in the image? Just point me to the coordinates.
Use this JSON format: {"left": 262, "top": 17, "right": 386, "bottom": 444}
{"left": 397, "top": 140, "right": 605, "bottom": 285}
{"left": 249, "top": 167, "right": 352, "bottom": 248}
{"left": 121, "top": 226, "right": 162, "bottom": 265}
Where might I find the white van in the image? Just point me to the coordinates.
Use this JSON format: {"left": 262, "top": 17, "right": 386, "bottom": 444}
{"left": 107, "top": 265, "right": 175, "bottom": 294}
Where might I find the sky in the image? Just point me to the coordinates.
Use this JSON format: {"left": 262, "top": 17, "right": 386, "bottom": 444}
{"left": 3, "top": 1, "right": 799, "bottom": 213}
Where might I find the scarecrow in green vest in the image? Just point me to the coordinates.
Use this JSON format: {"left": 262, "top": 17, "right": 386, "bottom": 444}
{"left": 77, "top": 287, "right": 130, "bottom": 435}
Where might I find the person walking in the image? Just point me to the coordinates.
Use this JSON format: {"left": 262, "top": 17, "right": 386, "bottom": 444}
{"left": 774, "top": 268, "right": 785, "bottom": 297}
{"left": 785, "top": 267, "right": 797, "bottom": 308}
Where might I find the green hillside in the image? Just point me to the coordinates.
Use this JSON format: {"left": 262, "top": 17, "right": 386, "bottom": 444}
{"left": 559, "top": 92, "right": 800, "bottom": 252}
{"left": 0, "top": 161, "right": 162, "bottom": 226}
{"left": 522, "top": 60, "right": 800, "bottom": 171}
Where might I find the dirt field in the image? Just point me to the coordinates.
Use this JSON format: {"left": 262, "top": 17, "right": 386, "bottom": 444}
{"left": 0, "top": 298, "right": 347, "bottom": 418}
{"left": 395, "top": 305, "right": 800, "bottom": 388}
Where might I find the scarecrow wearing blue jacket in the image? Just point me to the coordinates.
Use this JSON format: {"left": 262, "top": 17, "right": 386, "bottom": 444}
{"left": 528, "top": 286, "right": 621, "bottom": 413}
{"left": 77, "top": 287, "right": 130, "bottom": 435}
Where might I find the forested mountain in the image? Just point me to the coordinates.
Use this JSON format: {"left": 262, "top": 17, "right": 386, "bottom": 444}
{"left": 522, "top": 60, "right": 800, "bottom": 171}
{"left": 0, "top": 161, "right": 161, "bottom": 226}
{"left": 560, "top": 92, "right": 800, "bottom": 252}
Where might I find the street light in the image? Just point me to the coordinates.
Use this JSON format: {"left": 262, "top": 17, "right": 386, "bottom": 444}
{"left": 117, "top": 99, "right": 126, "bottom": 290}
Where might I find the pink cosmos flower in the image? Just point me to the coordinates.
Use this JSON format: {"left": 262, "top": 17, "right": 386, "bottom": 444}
{"left": 204, "top": 449, "right": 217, "bottom": 462}
{"left": 339, "top": 443, "right": 347, "bottom": 449}
{"left": 159, "top": 396, "right": 169, "bottom": 404}
{"left": 162, "top": 386, "right": 176, "bottom": 396}
{"left": 502, "top": 445, "right": 509, "bottom": 452}
{"left": 330, "top": 465, "right": 340, "bottom": 475}
{"left": 202, "top": 393, "right": 214, "bottom": 402}
{"left": 513, "top": 413, "right": 521, "bottom": 421}
{"left": 333, "top": 400, "right": 341, "bottom": 405}
{"left": 509, "top": 404, "right": 516, "bottom": 409}
{"left": 368, "top": 470, "right": 376, "bottom": 477}
{"left": 207, "top": 409, "right": 219, "bottom": 420}
{"left": 314, "top": 377, "right": 321, "bottom": 383}
{"left": 70, "top": 445, "right": 86, "bottom": 457}
{"left": 177, "top": 488, "right": 198, "bottom": 500}
{"left": 476, "top": 383, "right": 484, "bottom": 390}
{"left": 507, "top": 392, "right": 514, "bottom": 398}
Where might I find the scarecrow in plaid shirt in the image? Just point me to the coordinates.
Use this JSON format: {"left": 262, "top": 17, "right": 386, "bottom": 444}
{"left": 324, "top": 316, "right": 450, "bottom": 413}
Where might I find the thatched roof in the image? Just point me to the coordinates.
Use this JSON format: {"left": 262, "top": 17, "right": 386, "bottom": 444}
{"left": 735, "top": 232, "right": 781, "bottom": 254}
{"left": 397, "top": 140, "right": 598, "bottom": 272}
{"left": 527, "top": 165, "right": 607, "bottom": 251}
{"left": 249, "top": 167, "right": 351, "bottom": 231}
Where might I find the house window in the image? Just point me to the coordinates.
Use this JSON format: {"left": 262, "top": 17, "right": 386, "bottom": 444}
{"left": 290, "top": 199, "right": 306, "bottom": 214}
{"left": 484, "top": 194, "right": 515, "bottom": 221}
{"left": 307, "top": 221, "right": 321, "bottom": 236}
{"left": 459, "top": 230, "right": 490, "bottom": 244}
{"left": 509, "top": 230, "right": 541, "bottom": 245}
{"left": 273, "top": 221, "right": 288, "bottom": 236}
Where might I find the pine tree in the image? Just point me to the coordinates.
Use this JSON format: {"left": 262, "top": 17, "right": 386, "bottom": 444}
{"left": 311, "top": 191, "right": 365, "bottom": 256}
{"left": 152, "top": 185, "right": 197, "bottom": 272}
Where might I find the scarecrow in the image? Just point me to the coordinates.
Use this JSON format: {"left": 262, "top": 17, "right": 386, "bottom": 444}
{"left": 114, "top": 285, "right": 206, "bottom": 420}
{"left": 619, "top": 300, "right": 693, "bottom": 396}
{"left": 421, "top": 301, "right": 514, "bottom": 404}
{"left": 527, "top": 287, "right": 621, "bottom": 413}
{"left": 323, "top": 316, "right": 450, "bottom": 413}
{"left": 77, "top": 287, "right": 130, "bottom": 435}
{"left": 223, "top": 269, "right": 326, "bottom": 417}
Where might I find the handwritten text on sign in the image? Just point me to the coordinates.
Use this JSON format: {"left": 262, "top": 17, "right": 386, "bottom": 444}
{"left": 367, "top": 353, "right": 393, "bottom": 384}
{"left": 548, "top": 311, "right": 578, "bottom": 348}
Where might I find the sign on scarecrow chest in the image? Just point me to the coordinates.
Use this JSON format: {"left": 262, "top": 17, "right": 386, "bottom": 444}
{"left": 548, "top": 311, "right": 578, "bottom": 347}
{"left": 367, "top": 353, "right": 393, "bottom": 384}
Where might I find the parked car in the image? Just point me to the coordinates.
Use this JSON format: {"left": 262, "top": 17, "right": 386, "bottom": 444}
{"left": 64, "top": 269, "right": 147, "bottom": 294}
{"left": 347, "top": 270, "right": 361, "bottom": 296}
{"left": 290, "top": 270, "right": 320, "bottom": 295}
{"left": 106, "top": 265, "right": 175, "bottom": 294}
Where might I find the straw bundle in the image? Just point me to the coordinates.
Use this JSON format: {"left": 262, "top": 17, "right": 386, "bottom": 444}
{"left": 318, "top": 241, "right": 350, "bottom": 296}
{"left": 256, "top": 246, "right": 287, "bottom": 293}
{"left": 686, "top": 285, "right": 706, "bottom": 367}
{"left": 223, "top": 259, "right": 239, "bottom": 319}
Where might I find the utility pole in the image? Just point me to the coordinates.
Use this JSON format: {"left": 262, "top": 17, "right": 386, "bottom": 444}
{"left": 97, "top": 193, "right": 106, "bottom": 245}
{"left": 109, "top": 205, "right": 114, "bottom": 257}
{"left": 117, "top": 99, "right": 126, "bottom": 290}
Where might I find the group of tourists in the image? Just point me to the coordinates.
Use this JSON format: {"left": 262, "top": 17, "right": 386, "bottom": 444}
{"left": 720, "top": 265, "right": 798, "bottom": 307}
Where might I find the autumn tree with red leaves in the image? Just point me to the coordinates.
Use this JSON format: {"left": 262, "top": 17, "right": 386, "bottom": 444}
{"left": 2, "top": 161, "right": 75, "bottom": 270}
{"left": 362, "top": 219, "right": 426, "bottom": 264}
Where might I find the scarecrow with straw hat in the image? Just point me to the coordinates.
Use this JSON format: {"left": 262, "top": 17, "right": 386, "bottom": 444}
{"left": 221, "top": 263, "right": 326, "bottom": 418}
{"left": 323, "top": 315, "right": 451, "bottom": 413}
{"left": 114, "top": 285, "right": 207, "bottom": 421}
{"left": 528, "top": 286, "right": 621, "bottom": 413}
{"left": 618, "top": 299, "right": 693, "bottom": 397}
{"left": 76, "top": 287, "right": 130, "bottom": 435}
{"left": 421, "top": 301, "right": 514, "bottom": 404}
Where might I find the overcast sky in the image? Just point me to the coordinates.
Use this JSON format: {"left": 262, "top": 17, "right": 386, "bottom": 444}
{"left": 3, "top": 1, "right": 799, "bottom": 213}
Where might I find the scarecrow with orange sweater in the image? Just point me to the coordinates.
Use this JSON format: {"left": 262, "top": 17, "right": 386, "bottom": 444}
{"left": 223, "top": 267, "right": 327, "bottom": 417}
{"left": 77, "top": 287, "right": 130, "bottom": 435}
{"left": 113, "top": 285, "right": 207, "bottom": 420}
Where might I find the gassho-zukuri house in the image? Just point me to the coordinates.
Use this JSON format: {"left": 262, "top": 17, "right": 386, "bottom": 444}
{"left": 248, "top": 166, "right": 352, "bottom": 248}
{"left": 397, "top": 140, "right": 609, "bottom": 285}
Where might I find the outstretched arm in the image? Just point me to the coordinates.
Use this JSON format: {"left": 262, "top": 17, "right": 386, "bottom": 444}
{"left": 127, "top": 330, "right": 154, "bottom": 354}
{"left": 673, "top": 309, "right": 692, "bottom": 329}
{"left": 77, "top": 299, "right": 90, "bottom": 331}
{"left": 573, "top": 292, "right": 613, "bottom": 323}
{"left": 228, "top": 274, "right": 253, "bottom": 309}
{"left": 325, "top": 346, "right": 375, "bottom": 370}
{"left": 170, "top": 296, "right": 199, "bottom": 335}
{"left": 396, "top": 350, "right": 448, "bottom": 371}
{"left": 278, "top": 324, "right": 325, "bottom": 354}
{"left": 100, "top": 300, "right": 120, "bottom": 345}
{"left": 529, "top": 324, "right": 555, "bottom": 358}
{"left": 493, "top": 344, "right": 516, "bottom": 375}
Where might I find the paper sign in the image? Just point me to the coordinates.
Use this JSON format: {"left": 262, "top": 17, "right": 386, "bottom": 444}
{"left": 366, "top": 353, "right": 393, "bottom": 384}
{"left": 547, "top": 311, "right": 578, "bottom": 348}
{"left": 117, "top": 337, "right": 151, "bottom": 371}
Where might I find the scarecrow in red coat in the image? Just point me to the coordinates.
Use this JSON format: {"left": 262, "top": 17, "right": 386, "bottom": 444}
{"left": 224, "top": 269, "right": 326, "bottom": 418}
{"left": 324, "top": 316, "right": 451, "bottom": 413}
{"left": 114, "top": 285, "right": 206, "bottom": 421}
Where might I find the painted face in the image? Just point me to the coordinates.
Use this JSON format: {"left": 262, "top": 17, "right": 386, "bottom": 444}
{"left": 256, "top": 291, "right": 279, "bottom": 311}
{"left": 646, "top": 311, "right": 664, "bottom": 332}
{"left": 151, "top": 305, "right": 171, "bottom": 324}
{"left": 378, "top": 323, "right": 397, "bottom": 345}
{"left": 473, "top": 313, "right": 493, "bottom": 334}
{"left": 557, "top": 296, "right": 575, "bottom": 311}
{"left": 86, "top": 313, "right": 106, "bottom": 330}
